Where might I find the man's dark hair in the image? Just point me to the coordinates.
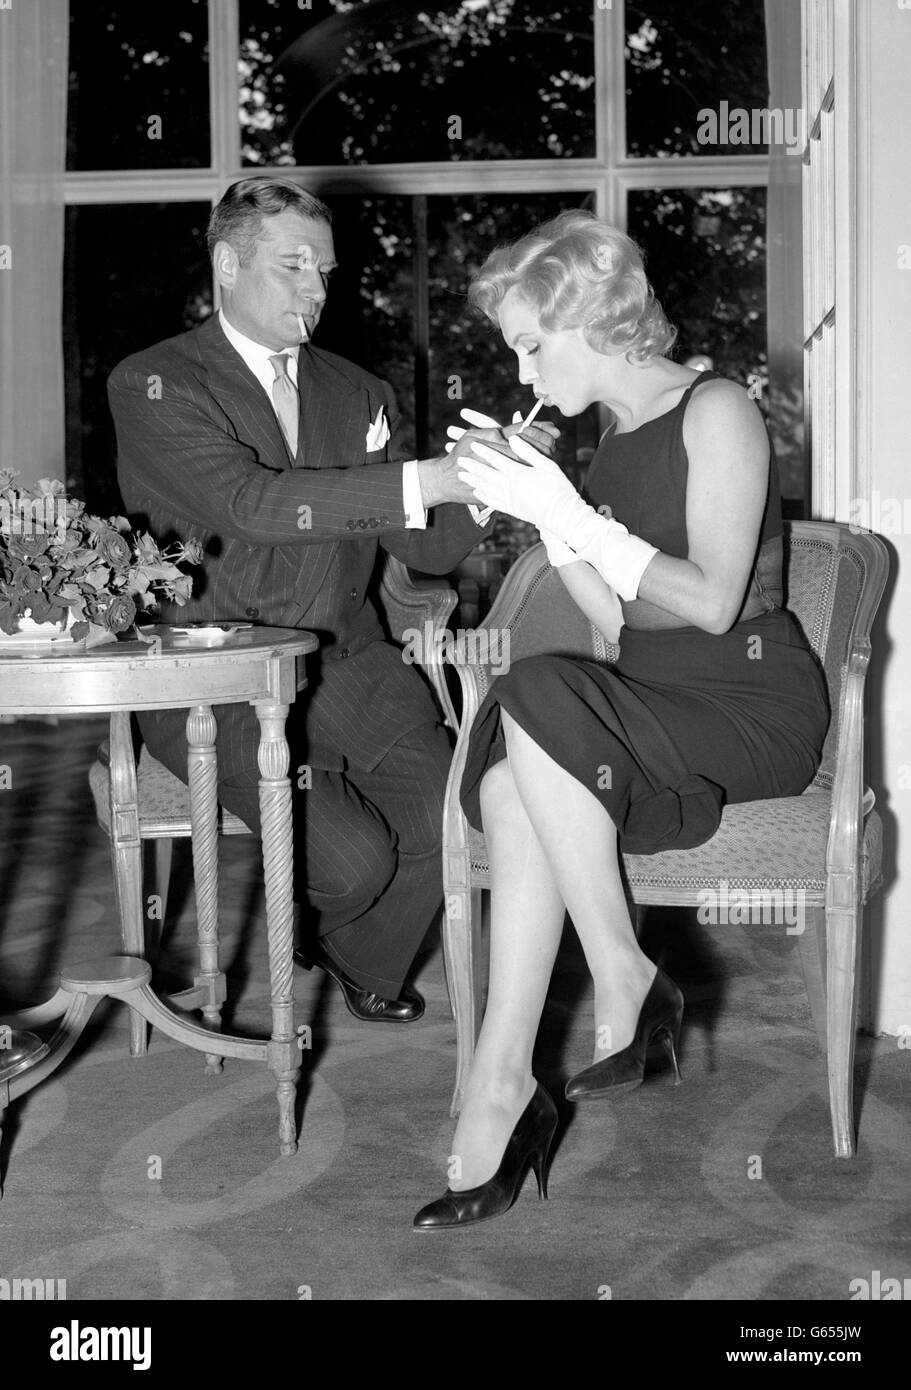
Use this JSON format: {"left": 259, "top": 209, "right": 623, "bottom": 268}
{"left": 207, "top": 177, "right": 332, "bottom": 265}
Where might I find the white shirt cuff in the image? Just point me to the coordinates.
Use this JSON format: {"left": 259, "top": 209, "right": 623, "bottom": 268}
{"left": 468, "top": 503, "right": 495, "bottom": 526}
{"left": 402, "top": 460, "right": 427, "bottom": 529}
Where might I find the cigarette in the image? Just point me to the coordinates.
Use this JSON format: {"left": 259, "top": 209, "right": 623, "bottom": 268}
{"left": 520, "top": 397, "right": 545, "bottom": 430}
{"left": 296, "top": 313, "right": 308, "bottom": 341}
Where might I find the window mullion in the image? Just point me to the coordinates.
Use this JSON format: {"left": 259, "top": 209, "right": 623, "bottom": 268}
{"left": 209, "top": 0, "right": 241, "bottom": 185}
{"left": 412, "top": 194, "right": 430, "bottom": 460}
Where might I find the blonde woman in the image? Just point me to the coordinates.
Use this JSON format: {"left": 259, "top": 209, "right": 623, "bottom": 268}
{"left": 414, "top": 210, "right": 829, "bottom": 1231}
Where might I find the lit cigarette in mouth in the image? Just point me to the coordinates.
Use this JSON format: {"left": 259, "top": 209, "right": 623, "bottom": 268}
{"left": 519, "top": 396, "right": 545, "bottom": 431}
{"left": 296, "top": 313, "right": 308, "bottom": 341}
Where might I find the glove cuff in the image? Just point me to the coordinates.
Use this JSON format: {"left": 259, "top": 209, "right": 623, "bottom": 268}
{"left": 540, "top": 530, "right": 578, "bottom": 568}
{"left": 554, "top": 505, "right": 658, "bottom": 602}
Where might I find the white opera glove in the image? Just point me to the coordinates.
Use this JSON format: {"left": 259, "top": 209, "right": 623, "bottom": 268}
{"left": 461, "top": 435, "right": 658, "bottom": 603}
{"left": 541, "top": 500, "right": 614, "bottom": 568}
{"left": 538, "top": 527, "right": 579, "bottom": 568}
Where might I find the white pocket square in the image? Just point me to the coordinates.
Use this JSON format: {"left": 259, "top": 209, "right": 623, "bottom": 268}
{"left": 366, "top": 407, "right": 391, "bottom": 452}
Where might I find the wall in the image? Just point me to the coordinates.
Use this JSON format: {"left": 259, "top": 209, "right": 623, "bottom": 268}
{"left": 848, "top": 0, "right": 911, "bottom": 1035}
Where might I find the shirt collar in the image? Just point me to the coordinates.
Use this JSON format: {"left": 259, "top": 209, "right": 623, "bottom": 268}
{"left": 218, "top": 308, "right": 297, "bottom": 378}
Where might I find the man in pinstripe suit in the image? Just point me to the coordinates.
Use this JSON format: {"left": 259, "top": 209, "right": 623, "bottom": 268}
{"left": 108, "top": 179, "right": 555, "bottom": 1021}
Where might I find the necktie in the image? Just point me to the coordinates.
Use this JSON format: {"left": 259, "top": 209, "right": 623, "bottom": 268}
{"left": 268, "top": 352, "right": 299, "bottom": 459}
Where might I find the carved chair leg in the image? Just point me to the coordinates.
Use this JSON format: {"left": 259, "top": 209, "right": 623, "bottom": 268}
{"left": 796, "top": 904, "right": 827, "bottom": 1051}
{"left": 444, "top": 884, "right": 484, "bottom": 1118}
{"left": 826, "top": 898, "right": 862, "bottom": 1159}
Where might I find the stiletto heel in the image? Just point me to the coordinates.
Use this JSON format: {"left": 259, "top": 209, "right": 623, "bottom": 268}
{"left": 530, "top": 1136, "right": 553, "bottom": 1200}
{"left": 565, "top": 967, "right": 684, "bottom": 1102}
{"left": 413, "top": 1083, "right": 558, "bottom": 1231}
{"left": 657, "top": 1020, "right": 683, "bottom": 1084}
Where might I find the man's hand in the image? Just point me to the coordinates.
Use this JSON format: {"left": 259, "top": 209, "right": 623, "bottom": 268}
{"left": 418, "top": 406, "right": 560, "bottom": 508}
{"left": 445, "top": 407, "right": 559, "bottom": 464}
{"left": 417, "top": 451, "right": 491, "bottom": 507}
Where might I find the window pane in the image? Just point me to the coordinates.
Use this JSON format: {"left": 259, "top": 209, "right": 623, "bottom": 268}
{"left": 428, "top": 192, "right": 602, "bottom": 566}
{"left": 626, "top": 1, "right": 770, "bottom": 158}
{"left": 628, "top": 186, "right": 766, "bottom": 381}
{"left": 316, "top": 195, "right": 416, "bottom": 442}
{"left": 64, "top": 204, "right": 212, "bottom": 515}
{"left": 426, "top": 193, "right": 599, "bottom": 465}
{"left": 240, "top": 0, "right": 595, "bottom": 166}
{"left": 628, "top": 187, "right": 801, "bottom": 503}
{"left": 67, "top": 1, "right": 210, "bottom": 170}
{"left": 316, "top": 192, "right": 599, "bottom": 566}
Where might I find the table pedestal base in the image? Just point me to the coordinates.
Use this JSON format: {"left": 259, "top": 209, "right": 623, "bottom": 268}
{"left": 0, "top": 956, "right": 301, "bottom": 1196}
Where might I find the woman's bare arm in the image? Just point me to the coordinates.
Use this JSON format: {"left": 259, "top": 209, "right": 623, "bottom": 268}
{"left": 552, "top": 557, "right": 625, "bottom": 643}
{"left": 631, "top": 380, "right": 769, "bottom": 634}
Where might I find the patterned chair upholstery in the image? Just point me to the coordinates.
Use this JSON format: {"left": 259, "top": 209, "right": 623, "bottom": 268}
{"left": 88, "top": 553, "right": 458, "bottom": 980}
{"left": 441, "top": 522, "right": 889, "bottom": 1158}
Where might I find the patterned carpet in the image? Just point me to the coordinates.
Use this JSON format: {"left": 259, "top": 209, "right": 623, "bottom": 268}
{"left": 0, "top": 716, "right": 909, "bottom": 1303}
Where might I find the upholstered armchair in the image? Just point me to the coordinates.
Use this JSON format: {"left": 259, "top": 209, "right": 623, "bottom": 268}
{"left": 440, "top": 522, "right": 889, "bottom": 1159}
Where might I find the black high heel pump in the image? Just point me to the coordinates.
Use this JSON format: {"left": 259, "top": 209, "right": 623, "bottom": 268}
{"left": 413, "top": 1082, "right": 558, "bottom": 1231}
{"left": 565, "top": 967, "right": 684, "bottom": 1102}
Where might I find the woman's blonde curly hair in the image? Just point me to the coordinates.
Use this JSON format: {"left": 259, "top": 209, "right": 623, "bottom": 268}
{"left": 468, "top": 209, "right": 676, "bottom": 364}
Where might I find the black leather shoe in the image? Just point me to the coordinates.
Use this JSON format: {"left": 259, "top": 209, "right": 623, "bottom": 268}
{"left": 293, "top": 946, "right": 424, "bottom": 1023}
{"left": 565, "top": 967, "right": 683, "bottom": 1102}
{"left": 413, "top": 1083, "right": 558, "bottom": 1231}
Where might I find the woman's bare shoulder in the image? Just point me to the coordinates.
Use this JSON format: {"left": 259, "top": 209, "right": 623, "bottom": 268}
{"left": 684, "top": 376, "right": 768, "bottom": 451}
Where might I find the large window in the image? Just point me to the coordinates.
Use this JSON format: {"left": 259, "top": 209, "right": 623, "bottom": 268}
{"left": 65, "top": 1, "right": 786, "bottom": 529}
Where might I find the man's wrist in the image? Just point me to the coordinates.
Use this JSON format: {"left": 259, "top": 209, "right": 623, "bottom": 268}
{"left": 416, "top": 457, "right": 445, "bottom": 509}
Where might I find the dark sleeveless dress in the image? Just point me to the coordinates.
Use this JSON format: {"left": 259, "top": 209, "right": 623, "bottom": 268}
{"left": 460, "top": 373, "right": 831, "bottom": 853}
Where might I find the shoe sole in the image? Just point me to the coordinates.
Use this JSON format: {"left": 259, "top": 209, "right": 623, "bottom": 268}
{"left": 565, "top": 1077, "right": 644, "bottom": 1103}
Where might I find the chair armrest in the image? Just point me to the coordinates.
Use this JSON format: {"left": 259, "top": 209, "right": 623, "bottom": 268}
{"left": 379, "top": 554, "right": 459, "bottom": 728}
{"left": 441, "top": 543, "right": 552, "bottom": 738}
{"left": 379, "top": 554, "right": 457, "bottom": 639}
{"left": 445, "top": 647, "right": 485, "bottom": 738}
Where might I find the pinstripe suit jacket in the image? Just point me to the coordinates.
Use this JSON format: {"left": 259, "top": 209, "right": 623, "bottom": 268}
{"left": 108, "top": 313, "right": 488, "bottom": 769}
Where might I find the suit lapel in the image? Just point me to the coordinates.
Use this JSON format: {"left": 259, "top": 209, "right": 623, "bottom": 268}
{"left": 193, "top": 318, "right": 372, "bottom": 473}
{"left": 295, "top": 346, "right": 366, "bottom": 470}
{"left": 195, "top": 315, "right": 292, "bottom": 471}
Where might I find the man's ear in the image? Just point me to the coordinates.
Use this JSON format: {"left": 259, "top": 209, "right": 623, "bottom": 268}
{"left": 212, "top": 240, "right": 239, "bottom": 291}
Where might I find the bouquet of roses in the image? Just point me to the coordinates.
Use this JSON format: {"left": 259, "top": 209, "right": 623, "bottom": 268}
{"left": 0, "top": 472, "right": 201, "bottom": 641}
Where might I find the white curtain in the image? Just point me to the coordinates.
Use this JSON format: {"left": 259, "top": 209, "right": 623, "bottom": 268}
{"left": 764, "top": 0, "right": 805, "bottom": 501}
{"left": 0, "top": 0, "right": 69, "bottom": 487}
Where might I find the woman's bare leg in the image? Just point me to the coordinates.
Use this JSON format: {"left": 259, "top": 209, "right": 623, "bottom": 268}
{"left": 449, "top": 711, "right": 657, "bottom": 1188}
{"left": 448, "top": 758, "right": 565, "bottom": 1190}
{"left": 500, "top": 711, "right": 656, "bottom": 1063}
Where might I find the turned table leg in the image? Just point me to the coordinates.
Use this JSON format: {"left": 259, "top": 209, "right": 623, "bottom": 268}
{"left": 254, "top": 699, "right": 300, "bottom": 1156}
{"left": 186, "top": 704, "right": 226, "bottom": 1075}
{"left": 108, "top": 712, "right": 149, "bottom": 1058}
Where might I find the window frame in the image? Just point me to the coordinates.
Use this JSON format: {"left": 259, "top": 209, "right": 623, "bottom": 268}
{"left": 63, "top": 2, "right": 769, "bottom": 212}
{"left": 63, "top": 1, "right": 772, "bottom": 460}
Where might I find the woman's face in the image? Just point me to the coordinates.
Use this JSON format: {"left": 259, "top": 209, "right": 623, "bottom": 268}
{"left": 498, "top": 286, "right": 606, "bottom": 417}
